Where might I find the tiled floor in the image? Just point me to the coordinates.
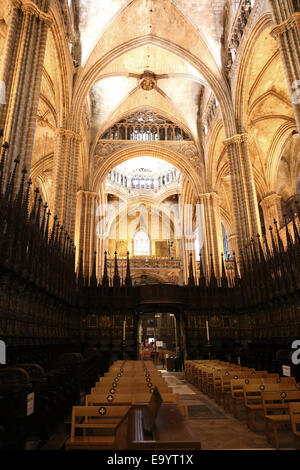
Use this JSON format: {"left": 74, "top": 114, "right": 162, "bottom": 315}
{"left": 29, "top": 368, "right": 300, "bottom": 451}
{"left": 159, "top": 370, "right": 300, "bottom": 450}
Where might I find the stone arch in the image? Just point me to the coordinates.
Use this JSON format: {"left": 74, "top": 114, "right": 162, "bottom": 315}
{"left": 91, "top": 105, "right": 194, "bottom": 156}
{"left": 91, "top": 144, "right": 204, "bottom": 197}
{"left": 233, "top": 13, "right": 273, "bottom": 131}
{"left": 48, "top": 3, "right": 74, "bottom": 127}
{"left": 206, "top": 119, "right": 225, "bottom": 190}
{"left": 266, "top": 121, "right": 298, "bottom": 192}
{"left": 72, "top": 35, "right": 235, "bottom": 137}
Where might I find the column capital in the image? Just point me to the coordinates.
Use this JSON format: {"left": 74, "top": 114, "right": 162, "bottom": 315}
{"left": 77, "top": 190, "right": 98, "bottom": 198}
{"left": 223, "top": 133, "right": 250, "bottom": 147}
{"left": 56, "top": 128, "right": 82, "bottom": 142}
{"left": 227, "top": 233, "right": 237, "bottom": 240}
{"left": 270, "top": 12, "right": 300, "bottom": 39}
{"left": 260, "top": 192, "right": 282, "bottom": 209}
{"left": 18, "top": 0, "right": 53, "bottom": 26}
{"left": 199, "top": 191, "right": 220, "bottom": 201}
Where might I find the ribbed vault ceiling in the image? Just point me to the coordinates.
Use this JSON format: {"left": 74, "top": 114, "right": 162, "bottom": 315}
{"left": 78, "top": 0, "right": 227, "bottom": 144}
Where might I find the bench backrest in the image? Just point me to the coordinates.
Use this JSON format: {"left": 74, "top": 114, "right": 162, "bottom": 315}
{"left": 244, "top": 382, "right": 298, "bottom": 406}
{"left": 93, "top": 383, "right": 171, "bottom": 394}
{"left": 261, "top": 390, "right": 300, "bottom": 416}
{"left": 87, "top": 392, "right": 179, "bottom": 405}
{"left": 70, "top": 405, "right": 130, "bottom": 438}
{"left": 231, "top": 375, "right": 281, "bottom": 398}
{"left": 87, "top": 393, "right": 133, "bottom": 404}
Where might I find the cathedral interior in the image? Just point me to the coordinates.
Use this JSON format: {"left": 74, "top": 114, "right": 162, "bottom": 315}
{"left": 0, "top": 0, "right": 300, "bottom": 452}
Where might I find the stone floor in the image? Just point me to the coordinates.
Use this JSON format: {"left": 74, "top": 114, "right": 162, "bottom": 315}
{"left": 27, "top": 367, "right": 300, "bottom": 451}
{"left": 159, "top": 369, "right": 300, "bottom": 450}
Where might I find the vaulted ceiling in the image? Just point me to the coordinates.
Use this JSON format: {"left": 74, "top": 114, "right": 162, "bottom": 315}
{"left": 77, "top": 0, "right": 228, "bottom": 146}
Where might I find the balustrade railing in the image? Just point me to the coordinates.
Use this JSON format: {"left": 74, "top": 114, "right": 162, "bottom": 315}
{"left": 226, "top": 0, "right": 255, "bottom": 74}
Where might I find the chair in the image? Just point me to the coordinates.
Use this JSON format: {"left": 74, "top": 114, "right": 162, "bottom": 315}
{"left": 261, "top": 390, "right": 300, "bottom": 449}
{"left": 65, "top": 405, "right": 131, "bottom": 450}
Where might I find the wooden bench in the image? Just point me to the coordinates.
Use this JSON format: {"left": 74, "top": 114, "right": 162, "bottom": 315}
{"left": 93, "top": 382, "right": 171, "bottom": 394}
{"left": 230, "top": 375, "right": 280, "bottom": 420}
{"left": 261, "top": 390, "right": 300, "bottom": 449}
{"left": 218, "top": 371, "right": 256, "bottom": 410}
{"left": 244, "top": 380, "right": 297, "bottom": 431}
{"left": 65, "top": 405, "right": 131, "bottom": 450}
{"left": 86, "top": 391, "right": 188, "bottom": 420}
{"left": 209, "top": 368, "right": 248, "bottom": 401}
{"left": 128, "top": 404, "right": 201, "bottom": 450}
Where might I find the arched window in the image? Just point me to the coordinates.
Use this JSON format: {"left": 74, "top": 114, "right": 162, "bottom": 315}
{"left": 133, "top": 230, "right": 150, "bottom": 256}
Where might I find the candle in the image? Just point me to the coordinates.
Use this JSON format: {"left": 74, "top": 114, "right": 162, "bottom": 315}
{"left": 123, "top": 320, "right": 126, "bottom": 341}
{"left": 206, "top": 320, "right": 210, "bottom": 343}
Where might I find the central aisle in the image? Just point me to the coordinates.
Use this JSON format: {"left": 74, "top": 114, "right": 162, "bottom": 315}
{"left": 159, "top": 370, "right": 275, "bottom": 450}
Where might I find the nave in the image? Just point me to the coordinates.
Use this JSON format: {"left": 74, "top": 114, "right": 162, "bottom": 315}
{"left": 10, "top": 359, "right": 299, "bottom": 451}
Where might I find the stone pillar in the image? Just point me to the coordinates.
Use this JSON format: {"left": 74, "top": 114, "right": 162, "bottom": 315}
{"left": 260, "top": 192, "right": 283, "bottom": 244}
{"left": 270, "top": 0, "right": 297, "bottom": 25}
{"left": 270, "top": 1, "right": 300, "bottom": 132}
{"left": 176, "top": 193, "right": 185, "bottom": 284}
{"left": 75, "top": 190, "right": 98, "bottom": 278}
{"left": 223, "top": 133, "right": 261, "bottom": 252}
{"left": 95, "top": 184, "right": 106, "bottom": 280}
{"left": 0, "top": 0, "right": 52, "bottom": 178}
{"left": 286, "top": 193, "right": 299, "bottom": 212}
{"left": 201, "top": 192, "right": 223, "bottom": 278}
{"left": 227, "top": 233, "right": 239, "bottom": 256}
{"left": 182, "top": 235, "right": 196, "bottom": 284}
{"left": 51, "top": 128, "right": 82, "bottom": 237}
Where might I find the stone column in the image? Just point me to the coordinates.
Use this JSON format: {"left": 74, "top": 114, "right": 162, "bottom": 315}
{"left": 75, "top": 190, "right": 98, "bottom": 278}
{"left": 227, "top": 233, "right": 239, "bottom": 256}
{"left": 51, "top": 128, "right": 82, "bottom": 237}
{"left": 223, "top": 133, "right": 261, "bottom": 252}
{"left": 201, "top": 192, "right": 223, "bottom": 278}
{"left": 260, "top": 192, "right": 283, "bottom": 245}
{"left": 270, "top": 1, "right": 300, "bottom": 132}
{"left": 286, "top": 193, "right": 299, "bottom": 212}
{"left": 182, "top": 235, "right": 196, "bottom": 284}
{"left": 95, "top": 184, "right": 106, "bottom": 280}
{"left": 0, "top": 0, "right": 52, "bottom": 178}
{"left": 175, "top": 193, "right": 185, "bottom": 284}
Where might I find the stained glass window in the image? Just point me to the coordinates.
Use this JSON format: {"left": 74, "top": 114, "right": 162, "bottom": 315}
{"left": 134, "top": 230, "right": 150, "bottom": 256}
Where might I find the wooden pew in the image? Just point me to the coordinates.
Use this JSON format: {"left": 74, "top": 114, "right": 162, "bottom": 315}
{"left": 217, "top": 371, "right": 257, "bottom": 410}
{"left": 230, "top": 375, "right": 279, "bottom": 420}
{"left": 86, "top": 391, "right": 188, "bottom": 420}
{"left": 65, "top": 405, "right": 131, "bottom": 450}
{"left": 94, "top": 382, "right": 171, "bottom": 392}
{"left": 244, "top": 379, "right": 298, "bottom": 432}
{"left": 261, "top": 390, "right": 300, "bottom": 449}
{"left": 87, "top": 393, "right": 133, "bottom": 405}
{"left": 86, "top": 392, "right": 180, "bottom": 405}
{"left": 128, "top": 404, "right": 201, "bottom": 450}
